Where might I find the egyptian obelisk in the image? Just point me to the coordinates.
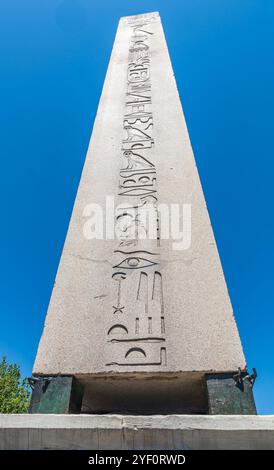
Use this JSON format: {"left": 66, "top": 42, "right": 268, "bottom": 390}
{"left": 30, "top": 12, "right": 256, "bottom": 415}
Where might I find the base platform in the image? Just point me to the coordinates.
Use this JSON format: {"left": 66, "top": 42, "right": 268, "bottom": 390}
{"left": 0, "top": 414, "right": 273, "bottom": 450}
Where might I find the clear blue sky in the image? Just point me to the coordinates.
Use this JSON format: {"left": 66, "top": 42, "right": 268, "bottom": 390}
{"left": 0, "top": 0, "right": 273, "bottom": 414}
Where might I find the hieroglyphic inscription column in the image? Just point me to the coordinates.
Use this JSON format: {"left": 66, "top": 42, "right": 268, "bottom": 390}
{"left": 106, "top": 13, "right": 166, "bottom": 368}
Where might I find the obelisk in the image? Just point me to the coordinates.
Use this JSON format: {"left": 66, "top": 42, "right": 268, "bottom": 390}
{"left": 30, "top": 12, "right": 256, "bottom": 415}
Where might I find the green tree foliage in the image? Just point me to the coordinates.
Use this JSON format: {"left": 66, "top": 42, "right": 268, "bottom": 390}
{"left": 0, "top": 356, "right": 30, "bottom": 413}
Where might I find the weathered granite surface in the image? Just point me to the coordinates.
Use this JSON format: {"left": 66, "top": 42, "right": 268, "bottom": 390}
{"left": 33, "top": 12, "right": 245, "bottom": 380}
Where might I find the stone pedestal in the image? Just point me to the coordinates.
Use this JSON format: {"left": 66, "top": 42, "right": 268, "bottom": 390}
{"left": 1, "top": 415, "right": 273, "bottom": 450}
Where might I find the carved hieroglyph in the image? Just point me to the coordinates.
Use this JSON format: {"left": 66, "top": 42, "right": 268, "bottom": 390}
{"left": 33, "top": 12, "right": 246, "bottom": 377}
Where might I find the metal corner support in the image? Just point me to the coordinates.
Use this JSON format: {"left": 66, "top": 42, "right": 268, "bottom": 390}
{"left": 206, "top": 372, "right": 257, "bottom": 415}
{"left": 28, "top": 376, "right": 83, "bottom": 414}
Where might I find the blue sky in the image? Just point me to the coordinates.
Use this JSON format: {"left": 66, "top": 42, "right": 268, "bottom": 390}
{"left": 0, "top": 0, "right": 273, "bottom": 414}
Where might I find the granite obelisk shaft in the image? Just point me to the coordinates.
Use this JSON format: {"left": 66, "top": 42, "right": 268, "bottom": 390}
{"left": 32, "top": 12, "right": 252, "bottom": 414}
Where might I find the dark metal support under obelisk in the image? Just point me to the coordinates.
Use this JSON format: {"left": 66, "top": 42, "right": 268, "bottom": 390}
{"left": 29, "top": 376, "right": 83, "bottom": 414}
